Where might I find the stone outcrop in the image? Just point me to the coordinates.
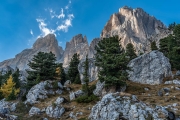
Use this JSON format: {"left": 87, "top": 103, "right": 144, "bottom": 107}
{"left": 101, "top": 6, "right": 170, "bottom": 54}
{"left": 89, "top": 93, "right": 172, "bottom": 120}
{"left": 0, "top": 34, "right": 64, "bottom": 70}
{"left": 25, "top": 80, "right": 62, "bottom": 104}
{"left": 0, "top": 99, "right": 17, "bottom": 114}
{"left": 63, "top": 34, "right": 89, "bottom": 67}
{"left": 78, "top": 58, "right": 98, "bottom": 83}
{"left": 128, "top": 50, "right": 172, "bottom": 85}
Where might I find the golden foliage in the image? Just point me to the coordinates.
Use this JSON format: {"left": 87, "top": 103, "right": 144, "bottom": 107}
{"left": 55, "top": 67, "right": 61, "bottom": 80}
{"left": 0, "top": 75, "right": 20, "bottom": 98}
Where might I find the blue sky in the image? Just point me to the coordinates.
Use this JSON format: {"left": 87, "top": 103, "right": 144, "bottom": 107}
{"left": 0, "top": 0, "right": 180, "bottom": 62}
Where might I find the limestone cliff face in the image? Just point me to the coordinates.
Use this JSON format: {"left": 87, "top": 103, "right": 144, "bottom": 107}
{"left": 0, "top": 34, "right": 64, "bottom": 70}
{"left": 63, "top": 34, "right": 89, "bottom": 67}
{"left": 88, "top": 38, "right": 100, "bottom": 58}
{"left": 101, "top": 6, "right": 170, "bottom": 53}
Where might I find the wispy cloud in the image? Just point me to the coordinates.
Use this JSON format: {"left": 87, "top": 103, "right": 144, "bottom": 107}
{"left": 57, "top": 14, "right": 74, "bottom": 32}
{"left": 30, "top": 29, "right": 33, "bottom": 36}
{"left": 36, "top": 19, "right": 56, "bottom": 37}
{"left": 36, "top": 0, "right": 74, "bottom": 38}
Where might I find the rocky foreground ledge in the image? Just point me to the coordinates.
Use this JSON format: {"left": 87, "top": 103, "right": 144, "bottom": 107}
{"left": 89, "top": 92, "right": 176, "bottom": 120}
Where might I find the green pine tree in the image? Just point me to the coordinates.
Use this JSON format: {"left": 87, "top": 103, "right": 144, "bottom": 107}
{"left": 168, "top": 22, "right": 176, "bottom": 31}
{"left": 82, "top": 55, "right": 90, "bottom": 95}
{"left": 0, "top": 91, "right": 3, "bottom": 100}
{"left": 12, "top": 68, "right": 21, "bottom": 88}
{"left": 6, "top": 89, "right": 16, "bottom": 101}
{"left": 26, "top": 51, "right": 56, "bottom": 90}
{"left": 68, "top": 53, "right": 81, "bottom": 84}
{"left": 160, "top": 24, "right": 180, "bottom": 70}
{"left": 125, "top": 43, "right": 137, "bottom": 61}
{"left": 95, "top": 36, "right": 128, "bottom": 88}
{"left": 151, "top": 41, "right": 158, "bottom": 51}
{"left": 1, "top": 70, "right": 12, "bottom": 85}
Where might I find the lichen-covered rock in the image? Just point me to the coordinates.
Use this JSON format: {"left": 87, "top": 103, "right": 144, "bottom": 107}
{"left": 89, "top": 93, "right": 171, "bottom": 120}
{"left": 101, "top": 6, "right": 170, "bottom": 54}
{"left": 46, "top": 105, "right": 65, "bottom": 118}
{"left": 128, "top": 51, "right": 172, "bottom": 85}
{"left": 29, "top": 107, "right": 41, "bottom": 116}
{"left": 78, "top": 58, "right": 98, "bottom": 83}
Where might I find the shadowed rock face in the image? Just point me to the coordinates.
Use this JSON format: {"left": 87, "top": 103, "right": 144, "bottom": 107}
{"left": 101, "top": 6, "right": 170, "bottom": 54}
{"left": 0, "top": 34, "right": 64, "bottom": 70}
{"left": 63, "top": 34, "right": 89, "bottom": 67}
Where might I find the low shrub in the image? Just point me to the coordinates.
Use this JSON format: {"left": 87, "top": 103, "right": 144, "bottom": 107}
{"left": 75, "top": 94, "right": 99, "bottom": 103}
{"left": 52, "top": 81, "right": 59, "bottom": 89}
{"left": 16, "top": 101, "right": 31, "bottom": 114}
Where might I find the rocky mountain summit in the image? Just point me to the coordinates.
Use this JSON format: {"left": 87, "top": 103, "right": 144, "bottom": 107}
{"left": 63, "top": 34, "right": 89, "bottom": 67}
{"left": 0, "top": 34, "right": 64, "bottom": 70}
{"left": 101, "top": 6, "right": 170, "bottom": 53}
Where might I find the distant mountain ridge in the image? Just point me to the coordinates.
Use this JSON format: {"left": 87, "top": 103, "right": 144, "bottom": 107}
{"left": 0, "top": 6, "right": 170, "bottom": 70}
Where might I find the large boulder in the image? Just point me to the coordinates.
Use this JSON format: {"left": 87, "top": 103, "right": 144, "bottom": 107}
{"left": 128, "top": 50, "right": 172, "bottom": 85}
{"left": 78, "top": 58, "right": 98, "bottom": 83}
{"left": 25, "top": 81, "right": 59, "bottom": 104}
{"left": 101, "top": 6, "right": 170, "bottom": 54}
{"left": 89, "top": 93, "right": 170, "bottom": 120}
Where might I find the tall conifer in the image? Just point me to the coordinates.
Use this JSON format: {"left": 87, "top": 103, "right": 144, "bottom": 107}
{"left": 95, "top": 36, "right": 128, "bottom": 88}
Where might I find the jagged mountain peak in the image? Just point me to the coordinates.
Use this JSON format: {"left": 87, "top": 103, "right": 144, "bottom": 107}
{"left": 63, "top": 34, "right": 89, "bottom": 67}
{"left": 0, "top": 34, "right": 64, "bottom": 70}
{"left": 33, "top": 34, "right": 57, "bottom": 50}
{"left": 101, "top": 6, "right": 170, "bottom": 54}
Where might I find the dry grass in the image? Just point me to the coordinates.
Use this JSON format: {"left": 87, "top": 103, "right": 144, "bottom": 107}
{"left": 126, "top": 74, "right": 180, "bottom": 116}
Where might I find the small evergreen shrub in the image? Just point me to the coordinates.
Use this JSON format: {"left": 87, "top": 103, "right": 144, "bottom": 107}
{"left": 52, "top": 81, "right": 59, "bottom": 89}
{"left": 75, "top": 94, "right": 99, "bottom": 103}
{"left": 6, "top": 89, "right": 16, "bottom": 101}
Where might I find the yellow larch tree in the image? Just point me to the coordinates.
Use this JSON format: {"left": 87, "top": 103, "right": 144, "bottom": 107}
{"left": 55, "top": 67, "right": 61, "bottom": 80}
{"left": 0, "top": 75, "right": 20, "bottom": 98}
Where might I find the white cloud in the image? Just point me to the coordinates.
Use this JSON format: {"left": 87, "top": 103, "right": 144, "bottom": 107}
{"left": 57, "top": 14, "right": 74, "bottom": 32}
{"left": 35, "top": 0, "right": 74, "bottom": 38}
{"left": 30, "top": 29, "right": 33, "bottom": 36}
{"left": 36, "top": 19, "right": 56, "bottom": 37}
{"left": 57, "top": 9, "right": 65, "bottom": 19}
